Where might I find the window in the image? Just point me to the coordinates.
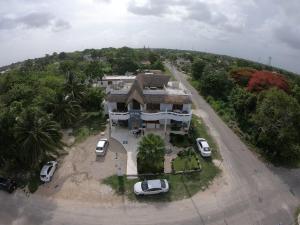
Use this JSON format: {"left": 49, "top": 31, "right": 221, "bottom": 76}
{"left": 173, "top": 104, "right": 183, "bottom": 111}
{"left": 47, "top": 166, "right": 53, "bottom": 174}
{"left": 117, "top": 102, "right": 127, "bottom": 112}
{"left": 147, "top": 103, "right": 160, "bottom": 111}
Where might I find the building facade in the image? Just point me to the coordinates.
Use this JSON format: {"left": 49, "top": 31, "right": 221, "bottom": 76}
{"left": 105, "top": 71, "right": 192, "bottom": 133}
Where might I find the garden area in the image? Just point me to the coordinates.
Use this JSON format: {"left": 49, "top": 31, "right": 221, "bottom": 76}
{"left": 103, "top": 116, "right": 221, "bottom": 202}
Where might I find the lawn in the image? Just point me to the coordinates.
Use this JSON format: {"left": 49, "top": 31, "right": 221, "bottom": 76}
{"left": 103, "top": 162, "right": 220, "bottom": 202}
{"left": 172, "top": 149, "right": 200, "bottom": 172}
{"left": 190, "top": 115, "right": 222, "bottom": 160}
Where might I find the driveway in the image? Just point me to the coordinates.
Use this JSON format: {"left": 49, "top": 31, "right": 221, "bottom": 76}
{"left": 36, "top": 130, "right": 127, "bottom": 203}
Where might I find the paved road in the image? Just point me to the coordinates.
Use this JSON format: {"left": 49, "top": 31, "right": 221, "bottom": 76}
{"left": 0, "top": 64, "right": 299, "bottom": 225}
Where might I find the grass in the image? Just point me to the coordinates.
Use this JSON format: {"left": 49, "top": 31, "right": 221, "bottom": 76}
{"left": 73, "top": 112, "right": 107, "bottom": 143}
{"left": 172, "top": 149, "right": 200, "bottom": 171}
{"left": 191, "top": 115, "right": 222, "bottom": 160}
{"left": 103, "top": 162, "right": 220, "bottom": 202}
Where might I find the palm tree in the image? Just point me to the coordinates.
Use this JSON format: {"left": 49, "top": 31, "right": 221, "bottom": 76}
{"left": 48, "top": 92, "right": 81, "bottom": 128}
{"left": 15, "top": 108, "right": 63, "bottom": 169}
{"left": 137, "top": 133, "right": 165, "bottom": 173}
{"left": 64, "top": 72, "right": 86, "bottom": 102}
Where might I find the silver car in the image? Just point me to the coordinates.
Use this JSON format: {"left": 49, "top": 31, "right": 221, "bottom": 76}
{"left": 134, "top": 179, "right": 169, "bottom": 195}
{"left": 96, "top": 138, "right": 109, "bottom": 156}
{"left": 40, "top": 161, "right": 58, "bottom": 182}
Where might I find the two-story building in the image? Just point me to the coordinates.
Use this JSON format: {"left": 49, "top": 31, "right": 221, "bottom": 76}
{"left": 105, "top": 71, "right": 192, "bottom": 133}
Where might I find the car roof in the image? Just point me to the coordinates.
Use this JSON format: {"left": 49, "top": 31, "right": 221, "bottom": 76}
{"left": 97, "top": 139, "right": 107, "bottom": 148}
{"left": 147, "top": 179, "right": 162, "bottom": 189}
{"left": 198, "top": 139, "right": 209, "bottom": 148}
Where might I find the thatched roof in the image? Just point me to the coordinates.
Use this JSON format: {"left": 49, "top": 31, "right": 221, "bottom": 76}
{"left": 106, "top": 72, "right": 191, "bottom": 105}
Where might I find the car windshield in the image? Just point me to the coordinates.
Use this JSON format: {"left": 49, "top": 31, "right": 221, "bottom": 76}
{"left": 40, "top": 175, "right": 46, "bottom": 178}
{"left": 96, "top": 147, "right": 103, "bottom": 150}
{"left": 160, "top": 180, "right": 166, "bottom": 188}
{"left": 141, "top": 181, "right": 149, "bottom": 191}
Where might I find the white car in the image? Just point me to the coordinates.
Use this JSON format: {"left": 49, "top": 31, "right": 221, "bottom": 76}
{"left": 96, "top": 138, "right": 109, "bottom": 156}
{"left": 40, "top": 161, "right": 58, "bottom": 182}
{"left": 196, "top": 138, "right": 212, "bottom": 157}
{"left": 134, "top": 179, "right": 169, "bottom": 195}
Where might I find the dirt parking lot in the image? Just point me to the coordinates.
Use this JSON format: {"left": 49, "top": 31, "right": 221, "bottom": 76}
{"left": 36, "top": 130, "right": 127, "bottom": 204}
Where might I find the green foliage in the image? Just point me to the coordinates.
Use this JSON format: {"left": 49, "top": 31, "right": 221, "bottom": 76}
{"left": 230, "top": 87, "right": 257, "bottom": 122}
{"left": 173, "top": 149, "right": 200, "bottom": 171}
{"left": 191, "top": 59, "right": 206, "bottom": 79}
{"left": 82, "top": 87, "right": 104, "bottom": 112}
{"left": 137, "top": 134, "right": 165, "bottom": 174}
{"left": 15, "top": 108, "right": 63, "bottom": 169}
{"left": 85, "top": 61, "right": 104, "bottom": 80}
{"left": 253, "top": 88, "right": 300, "bottom": 164}
{"left": 200, "top": 69, "right": 233, "bottom": 100}
{"left": 169, "top": 134, "right": 191, "bottom": 148}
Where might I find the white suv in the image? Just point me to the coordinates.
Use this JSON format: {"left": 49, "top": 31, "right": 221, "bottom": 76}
{"left": 40, "top": 161, "right": 58, "bottom": 182}
{"left": 96, "top": 138, "right": 109, "bottom": 156}
{"left": 196, "top": 138, "right": 212, "bottom": 157}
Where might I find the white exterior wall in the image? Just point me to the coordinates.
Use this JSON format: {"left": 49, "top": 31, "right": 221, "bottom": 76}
{"left": 183, "top": 104, "right": 191, "bottom": 112}
{"left": 108, "top": 102, "right": 117, "bottom": 111}
{"left": 160, "top": 104, "right": 172, "bottom": 111}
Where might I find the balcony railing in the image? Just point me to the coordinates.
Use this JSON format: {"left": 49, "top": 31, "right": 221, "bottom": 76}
{"left": 109, "top": 111, "right": 130, "bottom": 120}
{"left": 141, "top": 111, "right": 192, "bottom": 122}
{"left": 109, "top": 110, "right": 192, "bottom": 122}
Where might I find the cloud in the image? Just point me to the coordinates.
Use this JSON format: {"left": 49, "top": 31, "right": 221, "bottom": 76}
{"left": 52, "top": 19, "right": 71, "bottom": 32}
{"left": 17, "top": 12, "right": 54, "bottom": 28}
{"left": 127, "top": 0, "right": 169, "bottom": 16}
{"left": 0, "top": 12, "right": 71, "bottom": 32}
{"left": 274, "top": 25, "right": 300, "bottom": 50}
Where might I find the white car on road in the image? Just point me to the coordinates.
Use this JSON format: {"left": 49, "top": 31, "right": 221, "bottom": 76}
{"left": 134, "top": 179, "right": 169, "bottom": 195}
{"left": 196, "top": 138, "right": 212, "bottom": 157}
{"left": 40, "top": 161, "right": 58, "bottom": 182}
{"left": 96, "top": 138, "right": 109, "bottom": 156}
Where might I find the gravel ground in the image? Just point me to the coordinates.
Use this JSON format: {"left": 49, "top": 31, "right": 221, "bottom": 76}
{"left": 36, "top": 130, "right": 127, "bottom": 204}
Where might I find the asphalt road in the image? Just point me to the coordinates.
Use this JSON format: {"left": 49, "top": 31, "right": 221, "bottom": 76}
{"left": 0, "top": 64, "right": 299, "bottom": 225}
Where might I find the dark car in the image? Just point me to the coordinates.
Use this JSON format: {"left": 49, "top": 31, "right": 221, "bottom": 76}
{"left": 0, "top": 177, "right": 17, "bottom": 193}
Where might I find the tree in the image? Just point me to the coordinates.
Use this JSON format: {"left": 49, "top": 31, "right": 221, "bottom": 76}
{"left": 85, "top": 61, "right": 104, "bottom": 80}
{"left": 200, "top": 70, "right": 233, "bottom": 100}
{"left": 230, "top": 67, "right": 256, "bottom": 87}
{"left": 15, "top": 108, "right": 63, "bottom": 169}
{"left": 82, "top": 87, "right": 104, "bottom": 112}
{"left": 59, "top": 60, "right": 76, "bottom": 74}
{"left": 253, "top": 88, "right": 300, "bottom": 164}
{"left": 137, "top": 134, "right": 165, "bottom": 173}
{"left": 48, "top": 92, "right": 81, "bottom": 128}
{"left": 247, "top": 71, "right": 290, "bottom": 93}
{"left": 230, "top": 87, "right": 257, "bottom": 121}
{"left": 64, "top": 72, "right": 86, "bottom": 102}
{"left": 151, "top": 60, "right": 165, "bottom": 71}
{"left": 191, "top": 59, "right": 206, "bottom": 79}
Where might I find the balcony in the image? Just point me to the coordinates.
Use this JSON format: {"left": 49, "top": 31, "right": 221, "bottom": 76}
{"left": 109, "top": 111, "right": 130, "bottom": 120}
{"left": 141, "top": 111, "right": 192, "bottom": 122}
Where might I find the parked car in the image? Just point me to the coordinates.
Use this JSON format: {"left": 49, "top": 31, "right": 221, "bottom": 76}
{"left": 40, "top": 161, "right": 58, "bottom": 182}
{"left": 96, "top": 138, "right": 109, "bottom": 156}
{"left": 196, "top": 138, "right": 212, "bottom": 157}
{"left": 0, "top": 177, "right": 17, "bottom": 193}
{"left": 134, "top": 179, "right": 169, "bottom": 195}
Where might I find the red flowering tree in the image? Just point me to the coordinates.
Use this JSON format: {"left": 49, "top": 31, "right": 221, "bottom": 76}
{"left": 247, "top": 71, "right": 290, "bottom": 93}
{"left": 230, "top": 67, "right": 257, "bottom": 86}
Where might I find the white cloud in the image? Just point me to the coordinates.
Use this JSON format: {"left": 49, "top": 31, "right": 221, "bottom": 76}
{"left": 0, "top": 0, "right": 300, "bottom": 74}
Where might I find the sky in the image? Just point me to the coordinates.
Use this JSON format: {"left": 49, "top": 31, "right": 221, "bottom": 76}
{"left": 0, "top": 0, "right": 300, "bottom": 73}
